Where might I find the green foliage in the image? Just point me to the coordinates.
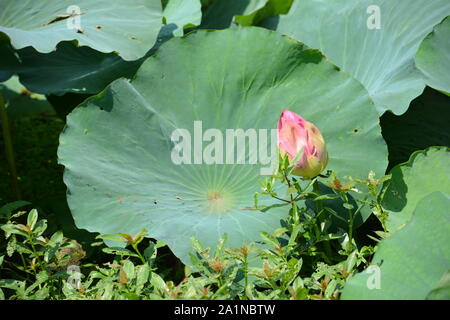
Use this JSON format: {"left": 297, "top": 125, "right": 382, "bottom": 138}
{"left": 342, "top": 192, "right": 450, "bottom": 299}
{"left": 382, "top": 147, "right": 450, "bottom": 232}
{"left": 0, "top": 204, "right": 375, "bottom": 300}
{"left": 416, "top": 16, "right": 450, "bottom": 95}
{"left": 272, "top": 0, "right": 450, "bottom": 115}
{"left": 58, "top": 27, "right": 387, "bottom": 264}
{"left": 0, "top": 0, "right": 163, "bottom": 61}
{"left": 0, "top": 0, "right": 448, "bottom": 302}
{"left": 235, "top": 0, "right": 294, "bottom": 27}
{"left": 0, "top": 1, "right": 206, "bottom": 97}
{"left": 163, "top": 0, "right": 202, "bottom": 36}
{"left": 8, "top": 44, "right": 143, "bottom": 96}
{"left": 0, "top": 208, "right": 86, "bottom": 299}
{"left": 200, "top": 0, "right": 269, "bottom": 29}
{"left": 0, "top": 149, "right": 447, "bottom": 300}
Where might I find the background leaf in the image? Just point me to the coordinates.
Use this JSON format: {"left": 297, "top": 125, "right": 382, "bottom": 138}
{"left": 10, "top": 42, "right": 143, "bottom": 96}
{"left": 342, "top": 191, "right": 450, "bottom": 300}
{"left": 0, "top": 3, "right": 188, "bottom": 97}
{"left": 415, "top": 16, "right": 450, "bottom": 95}
{"left": 426, "top": 271, "right": 450, "bottom": 300}
{"left": 235, "top": 0, "right": 294, "bottom": 27}
{"left": 382, "top": 147, "right": 450, "bottom": 232}
{"left": 0, "top": 0, "right": 163, "bottom": 61}
{"left": 270, "top": 0, "right": 450, "bottom": 115}
{"left": 163, "top": 0, "right": 202, "bottom": 36}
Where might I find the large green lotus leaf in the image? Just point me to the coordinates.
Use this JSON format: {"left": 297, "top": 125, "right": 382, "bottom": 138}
{"left": 10, "top": 42, "right": 142, "bottom": 96}
{"left": 382, "top": 148, "right": 450, "bottom": 232}
{"left": 381, "top": 88, "right": 450, "bottom": 171}
{"left": 58, "top": 28, "right": 387, "bottom": 264}
{"left": 200, "top": 0, "right": 268, "bottom": 29}
{"left": 0, "top": 0, "right": 163, "bottom": 61}
{"left": 163, "top": 0, "right": 202, "bottom": 36}
{"left": 0, "top": 76, "right": 53, "bottom": 119}
{"left": 342, "top": 191, "right": 450, "bottom": 300}
{"left": 416, "top": 16, "right": 450, "bottom": 95}
{"left": 0, "top": 24, "right": 176, "bottom": 96}
{"left": 272, "top": 0, "right": 450, "bottom": 115}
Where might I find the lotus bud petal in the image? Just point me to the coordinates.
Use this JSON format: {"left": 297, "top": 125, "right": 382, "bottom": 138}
{"left": 277, "top": 109, "right": 328, "bottom": 179}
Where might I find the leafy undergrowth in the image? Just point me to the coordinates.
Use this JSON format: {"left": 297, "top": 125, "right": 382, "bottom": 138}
{"left": 0, "top": 206, "right": 376, "bottom": 300}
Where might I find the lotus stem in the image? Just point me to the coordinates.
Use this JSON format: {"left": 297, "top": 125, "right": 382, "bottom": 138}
{"left": 283, "top": 170, "right": 299, "bottom": 224}
{"left": 0, "top": 93, "right": 21, "bottom": 200}
{"left": 339, "top": 190, "right": 354, "bottom": 245}
{"left": 313, "top": 179, "right": 333, "bottom": 263}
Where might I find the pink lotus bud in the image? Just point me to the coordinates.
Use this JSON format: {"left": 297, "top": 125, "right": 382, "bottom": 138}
{"left": 277, "top": 109, "right": 328, "bottom": 179}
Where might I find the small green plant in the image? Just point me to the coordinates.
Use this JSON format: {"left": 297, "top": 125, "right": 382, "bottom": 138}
{"left": 0, "top": 207, "right": 85, "bottom": 299}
